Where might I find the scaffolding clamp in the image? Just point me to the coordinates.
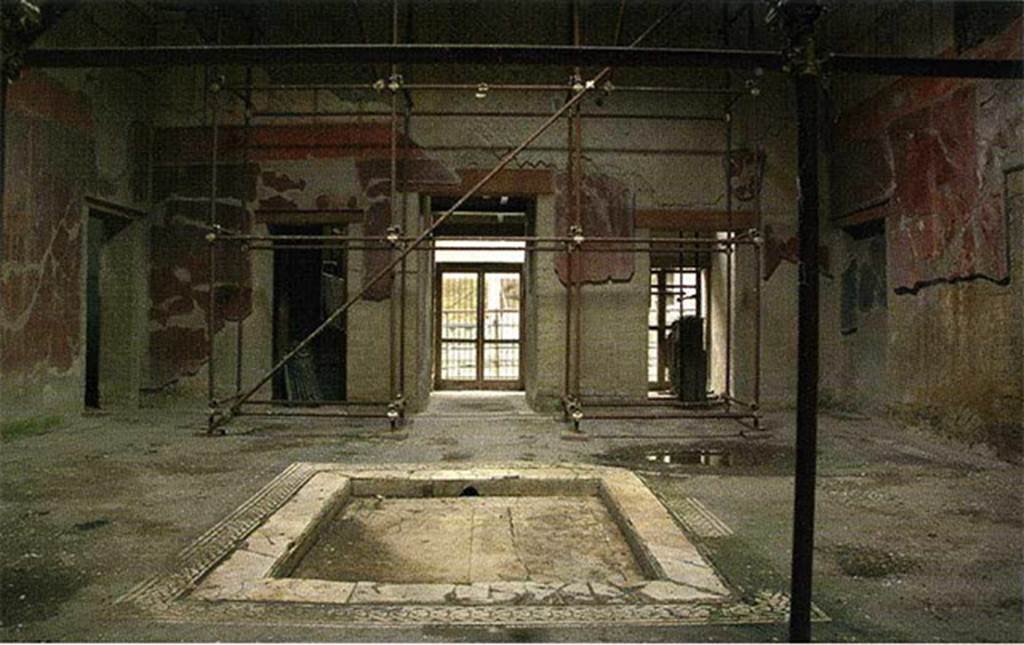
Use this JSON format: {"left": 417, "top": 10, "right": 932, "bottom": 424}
{"left": 205, "top": 223, "right": 225, "bottom": 243}
{"left": 386, "top": 398, "right": 405, "bottom": 430}
{"left": 564, "top": 398, "right": 584, "bottom": 432}
{"left": 387, "top": 74, "right": 404, "bottom": 93}
{"left": 208, "top": 75, "right": 226, "bottom": 94}
{"left": 746, "top": 67, "right": 764, "bottom": 97}
{"left": 568, "top": 224, "right": 585, "bottom": 250}
{"left": 570, "top": 74, "right": 584, "bottom": 93}
{"left": 385, "top": 225, "right": 404, "bottom": 248}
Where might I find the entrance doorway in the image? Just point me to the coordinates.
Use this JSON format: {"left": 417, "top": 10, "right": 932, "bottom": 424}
{"left": 435, "top": 265, "right": 523, "bottom": 390}
{"left": 428, "top": 195, "right": 531, "bottom": 392}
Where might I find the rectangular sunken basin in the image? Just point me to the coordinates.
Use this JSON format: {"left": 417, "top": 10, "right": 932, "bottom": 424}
{"left": 190, "top": 464, "right": 730, "bottom": 606}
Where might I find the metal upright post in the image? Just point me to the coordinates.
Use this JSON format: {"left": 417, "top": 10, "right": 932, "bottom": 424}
{"left": 724, "top": 111, "right": 733, "bottom": 405}
{"left": 563, "top": 4, "right": 578, "bottom": 412}
{"left": 218, "top": 2, "right": 690, "bottom": 427}
{"left": 0, "top": 77, "right": 7, "bottom": 263}
{"left": 782, "top": 2, "right": 824, "bottom": 639}
{"left": 387, "top": 0, "right": 400, "bottom": 408}
{"left": 236, "top": 66, "right": 253, "bottom": 395}
{"left": 388, "top": 89, "right": 399, "bottom": 404}
{"left": 753, "top": 99, "right": 764, "bottom": 430}
{"left": 790, "top": 67, "right": 821, "bottom": 645}
{"left": 570, "top": 0, "right": 585, "bottom": 406}
{"left": 398, "top": 106, "right": 409, "bottom": 408}
{"left": 206, "top": 80, "right": 221, "bottom": 432}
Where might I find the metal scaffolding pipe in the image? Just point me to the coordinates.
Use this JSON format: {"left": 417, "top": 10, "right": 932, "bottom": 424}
{"left": 242, "top": 141, "right": 734, "bottom": 156}
{"left": 235, "top": 64, "right": 253, "bottom": 396}
{"left": 0, "top": 78, "right": 7, "bottom": 261}
{"left": 235, "top": 410, "right": 391, "bottom": 419}
{"left": 827, "top": 52, "right": 1023, "bottom": 78}
{"left": 388, "top": 42, "right": 399, "bottom": 404}
{"left": 563, "top": 4, "right": 577, "bottom": 407}
{"left": 581, "top": 398, "right": 727, "bottom": 408}
{"left": 582, "top": 411, "right": 758, "bottom": 420}
{"left": 571, "top": 1, "right": 584, "bottom": 404}
{"left": 226, "top": 82, "right": 746, "bottom": 95}
{"left": 226, "top": 78, "right": 602, "bottom": 420}
{"left": 206, "top": 87, "right": 220, "bottom": 419}
{"left": 213, "top": 1, "right": 689, "bottom": 427}
{"left": 244, "top": 398, "right": 392, "bottom": 406}
{"left": 23, "top": 44, "right": 1022, "bottom": 79}
{"left": 399, "top": 106, "right": 410, "bottom": 403}
{"left": 252, "top": 109, "right": 727, "bottom": 122}
{"left": 21, "top": 43, "right": 787, "bottom": 70}
{"left": 724, "top": 111, "right": 733, "bottom": 406}
{"left": 244, "top": 244, "right": 740, "bottom": 255}
{"left": 219, "top": 233, "right": 756, "bottom": 244}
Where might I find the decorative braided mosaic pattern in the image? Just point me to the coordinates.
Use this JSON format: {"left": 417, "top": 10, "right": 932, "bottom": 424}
{"left": 675, "top": 497, "right": 735, "bottom": 539}
{"left": 118, "top": 462, "right": 827, "bottom": 628}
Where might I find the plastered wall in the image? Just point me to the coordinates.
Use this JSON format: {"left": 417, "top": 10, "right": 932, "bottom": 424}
{"left": 823, "top": 8, "right": 1023, "bottom": 457}
{"left": 1, "top": 4, "right": 153, "bottom": 420}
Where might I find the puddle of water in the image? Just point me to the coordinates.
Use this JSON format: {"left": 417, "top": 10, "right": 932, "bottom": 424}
{"left": 643, "top": 449, "right": 731, "bottom": 467}
{"left": 599, "top": 442, "right": 793, "bottom": 473}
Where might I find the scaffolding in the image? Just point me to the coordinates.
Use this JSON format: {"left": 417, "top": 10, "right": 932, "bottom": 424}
{"left": 11, "top": 2, "right": 1021, "bottom": 640}
{"left": 199, "top": 6, "right": 765, "bottom": 436}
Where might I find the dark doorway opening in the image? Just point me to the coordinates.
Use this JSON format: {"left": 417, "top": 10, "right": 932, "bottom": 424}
{"left": 84, "top": 211, "right": 131, "bottom": 409}
{"left": 84, "top": 216, "right": 103, "bottom": 409}
{"left": 271, "top": 225, "right": 346, "bottom": 402}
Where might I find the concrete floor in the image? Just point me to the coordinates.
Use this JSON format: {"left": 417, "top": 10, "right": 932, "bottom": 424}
{"left": 0, "top": 394, "right": 1020, "bottom": 641}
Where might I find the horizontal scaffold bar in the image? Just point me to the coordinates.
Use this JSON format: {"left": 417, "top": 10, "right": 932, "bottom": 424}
{"left": 21, "top": 44, "right": 1022, "bottom": 79}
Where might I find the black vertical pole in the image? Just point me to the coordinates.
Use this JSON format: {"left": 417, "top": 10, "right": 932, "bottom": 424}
{"left": 789, "top": 50, "right": 821, "bottom": 644}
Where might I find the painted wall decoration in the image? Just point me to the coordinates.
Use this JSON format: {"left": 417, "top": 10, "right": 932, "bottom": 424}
{"left": 762, "top": 224, "right": 831, "bottom": 282}
{"left": 831, "top": 19, "right": 1021, "bottom": 293}
{"left": 1, "top": 73, "right": 95, "bottom": 387}
{"left": 553, "top": 171, "right": 634, "bottom": 285}
{"left": 728, "top": 148, "right": 767, "bottom": 203}
{"left": 149, "top": 123, "right": 460, "bottom": 384}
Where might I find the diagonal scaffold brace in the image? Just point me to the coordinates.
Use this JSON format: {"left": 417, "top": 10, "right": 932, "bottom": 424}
{"left": 206, "top": 1, "right": 690, "bottom": 434}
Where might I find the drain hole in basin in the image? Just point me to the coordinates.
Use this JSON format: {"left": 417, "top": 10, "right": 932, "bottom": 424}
{"left": 460, "top": 486, "right": 480, "bottom": 497}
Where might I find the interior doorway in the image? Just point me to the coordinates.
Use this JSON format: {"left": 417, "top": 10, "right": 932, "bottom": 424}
{"left": 84, "top": 215, "right": 107, "bottom": 409}
{"left": 428, "top": 195, "right": 532, "bottom": 392}
{"left": 83, "top": 205, "right": 144, "bottom": 410}
{"left": 435, "top": 265, "right": 523, "bottom": 390}
{"left": 270, "top": 224, "right": 347, "bottom": 402}
{"left": 648, "top": 267, "right": 707, "bottom": 393}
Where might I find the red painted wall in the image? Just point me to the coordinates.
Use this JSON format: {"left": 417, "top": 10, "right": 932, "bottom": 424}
{"left": 1, "top": 73, "right": 95, "bottom": 390}
{"left": 832, "top": 19, "right": 1022, "bottom": 292}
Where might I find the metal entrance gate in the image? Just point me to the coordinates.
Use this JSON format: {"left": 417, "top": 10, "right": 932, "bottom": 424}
{"left": 435, "top": 264, "right": 523, "bottom": 390}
